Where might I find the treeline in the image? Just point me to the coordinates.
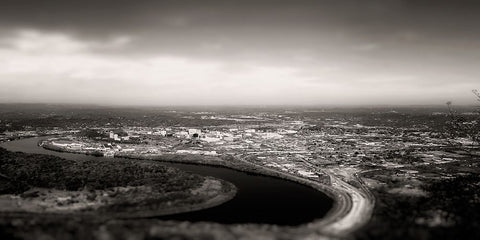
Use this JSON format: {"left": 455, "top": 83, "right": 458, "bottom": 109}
{"left": 0, "top": 147, "right": 203, "bottom": 194}
{"left": 356, "top": 174, "right": 480, "bottom": 240}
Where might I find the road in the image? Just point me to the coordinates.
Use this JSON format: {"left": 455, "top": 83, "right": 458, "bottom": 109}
{"left": 240, "top": 157, "right": 375, "bottom": 237}
{"left": 320, "top": 169, "right": 375, "bottom": 236}
{"left": 297, "top": 159, "right": 375, "bottom": 236}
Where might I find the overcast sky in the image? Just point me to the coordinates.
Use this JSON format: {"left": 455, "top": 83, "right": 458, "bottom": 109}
{"left": 0, "top": 0, "right": 479, "bottom": 106}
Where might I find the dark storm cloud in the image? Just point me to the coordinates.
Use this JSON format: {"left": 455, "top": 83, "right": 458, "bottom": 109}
{"left": 0, "top": 0, "right": 479, "bottom": 105}
{"left": 1, "top": 0, "right": 479, "bottom": 62}
{"left": 5, "top": 2, "right": 480, "bottom": 26}
{"left": 2, "top": 0, "right": 480, "bottom": 44}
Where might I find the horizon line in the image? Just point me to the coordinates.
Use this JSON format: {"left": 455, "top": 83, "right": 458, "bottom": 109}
{"left": 0, "top": 102, "right": 477, "bottom": 109}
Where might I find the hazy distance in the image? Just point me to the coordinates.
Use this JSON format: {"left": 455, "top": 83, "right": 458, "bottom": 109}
{"left": 0, "top": 0, "right": 479, "bottom": 106}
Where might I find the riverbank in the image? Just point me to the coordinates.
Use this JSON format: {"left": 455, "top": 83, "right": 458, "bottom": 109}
{"left": 38, "top": 137, "right": 369, "bottom": 235}
{"left": 108, "top": 147, "right": 371, "bottom": 235}
{"left": 0, "top": 147, "right": 237, "bottom": 219}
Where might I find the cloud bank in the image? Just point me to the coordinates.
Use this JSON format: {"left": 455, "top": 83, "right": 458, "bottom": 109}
{"left": 0, "top": 1, "right": 479, "bottom": 105}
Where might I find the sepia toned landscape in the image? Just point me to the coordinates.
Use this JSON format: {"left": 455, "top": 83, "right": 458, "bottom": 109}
{"left": 1, "top": 0, "right": 479, "bottom": 239}
{"left": 0, "top": 103, "right": 479, "bottom": 239}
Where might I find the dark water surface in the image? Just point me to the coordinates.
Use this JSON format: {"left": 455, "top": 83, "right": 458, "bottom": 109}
{"left": 1, "top": 137, "right": 333, "bottom": 225}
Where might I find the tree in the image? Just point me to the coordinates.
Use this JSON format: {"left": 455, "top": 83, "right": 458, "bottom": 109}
{"left": 445, "top": 90, "right": 480, "bottom": 149}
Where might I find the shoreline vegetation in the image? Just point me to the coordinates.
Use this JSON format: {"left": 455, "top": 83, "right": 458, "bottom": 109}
{"left": 0, "top": 146, "right": 237, "bottom": 219}
{"left": 40, "top": 137, "right": 364, "bottom": 235}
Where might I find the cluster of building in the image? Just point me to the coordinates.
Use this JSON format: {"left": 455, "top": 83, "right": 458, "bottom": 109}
{"left": 4, "top": 110, "right": 474, "bottom": 185}
{"left": 108, "top": 131, "right": 129, "bottom": 141}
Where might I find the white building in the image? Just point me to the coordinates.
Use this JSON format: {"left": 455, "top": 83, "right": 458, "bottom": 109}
{"left": 188, "top": 129, "right": 202, "bottom": 137}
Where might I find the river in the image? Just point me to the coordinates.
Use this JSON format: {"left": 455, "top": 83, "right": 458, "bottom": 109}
{"left": 1, "top": 137, "right": 333, "bottom": 226}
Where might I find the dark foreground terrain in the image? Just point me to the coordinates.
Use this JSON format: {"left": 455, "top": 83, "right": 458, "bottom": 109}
{"left": 0, "top": 147, "right": 236, "bottom": 239}
{"left": 356, "top": 152, "right": 480, "bottom": 240}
